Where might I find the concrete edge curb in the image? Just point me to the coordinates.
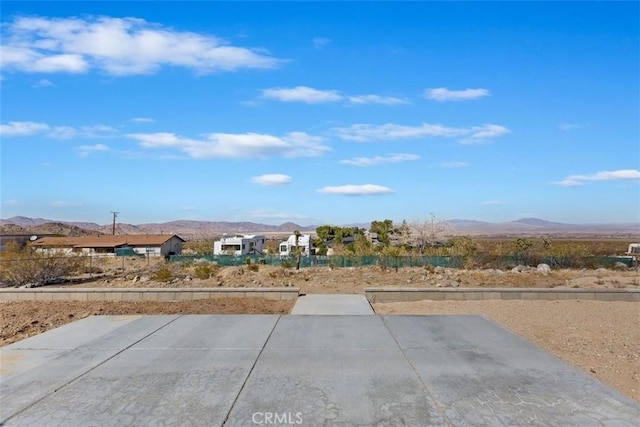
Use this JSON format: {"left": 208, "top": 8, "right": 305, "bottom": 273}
{"left": 0, "top": 287, "right": 300, "bottom": 302}
{"left": 365, "top": 287, "right": 640, "bottom": 303}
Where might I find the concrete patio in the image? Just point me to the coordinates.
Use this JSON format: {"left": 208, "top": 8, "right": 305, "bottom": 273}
{"left": 1, "top": 311, "right": 638, "bottom": 426}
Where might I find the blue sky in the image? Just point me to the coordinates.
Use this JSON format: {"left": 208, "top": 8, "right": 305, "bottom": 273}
{"left": 1, "top": 1, "right": 639, "bottom": 226}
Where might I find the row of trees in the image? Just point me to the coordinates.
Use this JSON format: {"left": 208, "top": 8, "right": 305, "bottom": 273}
{"left": 312, "top": 215, "right": 454, "bottom": 256}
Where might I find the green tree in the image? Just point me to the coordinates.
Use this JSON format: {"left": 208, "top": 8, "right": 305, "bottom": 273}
{"left": 370, "top": 219, "right": 394, "bottom": 246}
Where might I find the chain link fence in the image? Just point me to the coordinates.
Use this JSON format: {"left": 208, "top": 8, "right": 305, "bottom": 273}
{"left": 169, "top": 254, "right": 634, "bottom": 269}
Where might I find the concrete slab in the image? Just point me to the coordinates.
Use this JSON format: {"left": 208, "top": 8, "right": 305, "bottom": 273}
{"left": 291, "top": 294, "right": 374, "bottom": 315}
{"left": 0, "top": 315, "right": 179, "bottom": 422}
{"left": 2, "top": 314, "right": 638, "bottom": 426}
{"left": 383, "top": 315, "right": 640, "bottom": 426}
{"left": 7, "top": 349, "right": 263, "bottom": 426}
{"left": 226, "top": 315, "right": 447, "bottom": 425}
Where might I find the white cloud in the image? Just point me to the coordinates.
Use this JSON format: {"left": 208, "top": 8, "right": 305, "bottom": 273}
{"left": 554, "top": 169, "right": 640, "bottom": 186}
{"left": 0, "top": 121, "right": 50, "bottom": 136}
{"left": 32, "top": 78, "right": 54, "bottom": 88}
{"left": 312, "top": 37, "right": 331, "bottom": 48}
{"left": 260, "top": 86, "right": 343, "bottom": 104}
{"left": 76, "top": 143, "right": 110, "bottom": 157}
{"left": 259, "top": 86, "right": 408, "bottom": 106}
{"left": 425, "top": 87, "right": 490, "bottom": 102}
{"left": 340, "top": 153, "right": 419, "bottom": 167}
{"left": 458, "top": 124, "right": 511, "bottom": 144}
{"left": 47, "top": 126, "right": 77, "bottom": 139}
{"left": 482, "top": 200, "right": 505, "bottom": 206}
{"left": 318, "top": 184, "right": 395, "bottom": 196}
{"left": 347, "top": 95, "right": 408, "bottom": 105}
{"left": 440, "top": 161, "right": 468, "bottom": 168}
{"left": 250, "top": 174, "right": 292, "bottom": 186}
{"left": 333, "top": 122, "right": 510, "bottom": 143}
{"left": 1, "top": 16, "right": 281, "bottom": 76}
{"left": 79, "top": 125, "right": 119, "bottom": 138}
{"left": 2, "top": 199, "right": 20, "bottom": 206}
{"left": 0, "top": 121, "right": 118, "bottom": 139}
{"left": 131, "top": 117, "right": 155, "bottom": 123}
{"left": 127, "top": 131, "right": 330, "bottom": 159}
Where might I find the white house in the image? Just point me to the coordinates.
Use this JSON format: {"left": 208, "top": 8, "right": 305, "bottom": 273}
{"left": 213, "top": 234, "right": 265, "bottom": 256}
{"left": 279, "top": 234, "right": 313, "bottom": 256}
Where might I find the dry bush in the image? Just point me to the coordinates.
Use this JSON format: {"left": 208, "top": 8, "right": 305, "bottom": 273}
{"left": 194, "top": 264, "right": 219, "bottom": 280}
{"left": 0, "top": 242, "right": 84, "bottom": 287}
{"left": 151, "top": 265, "right": 173, "bottom": 282}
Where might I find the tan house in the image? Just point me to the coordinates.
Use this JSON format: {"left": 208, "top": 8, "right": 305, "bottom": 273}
{"left": 30, "top": 234, "right": 185, "bottom": 257}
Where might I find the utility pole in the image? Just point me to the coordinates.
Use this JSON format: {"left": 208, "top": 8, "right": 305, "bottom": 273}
{"left": 111, "top": 211, "right": 119, "bottom": 235}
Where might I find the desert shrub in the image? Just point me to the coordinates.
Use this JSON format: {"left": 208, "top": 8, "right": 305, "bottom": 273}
{"left": 0, "top": 243, "right": 83, "bottom": 287}
{"left": 152, "top": 265, "right": 173, "bottom": 282}
{"left": 194, "top": 264, "right": 214, "bottom": 280}
{"left": 280, "top": 259, "right": 294, "bottom": 269}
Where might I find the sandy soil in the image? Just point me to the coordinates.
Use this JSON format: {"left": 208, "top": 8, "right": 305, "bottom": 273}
{"left": 374, "top": 300, "right": 640, "bottom": 403}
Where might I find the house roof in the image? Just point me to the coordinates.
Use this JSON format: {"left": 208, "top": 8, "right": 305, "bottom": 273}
{"left": 30, "top": 234, "right": 185, "bottom": 248}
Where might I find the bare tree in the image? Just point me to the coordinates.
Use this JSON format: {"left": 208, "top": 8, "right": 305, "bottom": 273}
{"left": 406, "top": 214, "right": 454, "bottom": 253}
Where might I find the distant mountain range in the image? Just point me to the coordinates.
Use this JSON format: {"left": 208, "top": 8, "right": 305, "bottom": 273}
{"left": 0, "top": 216, "right": 316, "bottom": 239}
{"left": 1, "top": 216, "right": 638, "bottom": 239}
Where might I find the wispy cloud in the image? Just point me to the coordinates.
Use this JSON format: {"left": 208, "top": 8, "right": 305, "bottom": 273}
{"left": 127, "top": 131, "right": 330, "bottom": 159}
{"left": 440, "top": 161, "right": 468, "bottom": 168}
{"left": 340, "top": 153, "right": 419, "bottom": 167}
{"left": 333, "top": 122, "right": 510, "bottom": 143}
{"left": 318, "top": 184, "right": 395, "bottom": 196}
{"left": 0, "top": 121, "right": 50, "bottom": 137}
{"left": 482, "top": 200, "right": 506, "bottom": 206}
{"left": 76, "top": 143, "right": 110, "bottom": 157}
{"left": 0, "top": 121, "right": 118, "bottom": 139}
{"left": 1, "top": 199, "right": 21, "bottom": 206}
{"left": 458, "top": 124, "right": 511, "bottom": 145}
{"left": 347, "top": 94, "right": 408, "bottom": 105}
{"left": 554, "top": 169, "right": 640, "bottom": 186}
{"left": 312, "top": 37, "right": 331, "bottom": 49}
{"left": 131, "top": 117, "right": 155, "bottom": 123}
{"left": 250, "top": 174, "right": 292, "bottom": 186}
{"left": 1, "top": 15, "right": 281, "bottom": 76}
{"left": 259, "top": 86, "right": 407, "bottom": 106}
{"left": 32, "top": 78, "right": 54, "bottom": 88}
{"left": 425, "top": 87, "right": 490, "bottom": 102}
{"left": 260, "top": 86, "right": 343, "bottom": 104}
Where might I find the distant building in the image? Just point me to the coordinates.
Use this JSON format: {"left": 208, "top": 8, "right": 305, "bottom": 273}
{"left": 29, "top": 234, "right": 185, "bottom": 257}
{"left": 279, "top": 234, "right": 313, "bottom": 256}
{"left": 213, "top": 234, "right": 265, "bottom": 256}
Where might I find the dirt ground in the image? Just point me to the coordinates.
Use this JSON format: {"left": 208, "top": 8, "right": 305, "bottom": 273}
{"left": 374, "top": 300, "right": 640, "bottom": 403}
{"left": 55, "top": 264, "right": 640, "bottom": 294}
{"left": 0, "top": 299, "right": 293, "bottom": 347}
